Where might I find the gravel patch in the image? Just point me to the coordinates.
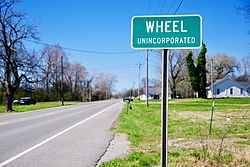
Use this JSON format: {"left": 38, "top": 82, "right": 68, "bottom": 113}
{"left": 97, "top": 134, "right": 130, "bottom": 166}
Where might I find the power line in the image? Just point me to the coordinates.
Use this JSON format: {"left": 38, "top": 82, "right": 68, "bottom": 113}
{"left": 167, "top": 0, "right": 175, "bottom": 14}
{"left": 174, "top": 0, "right": 184, "bottom": 15}
{"left": 155, "top": 0, "right": 163, "bottom": 14}
{"left": 158, "top": 0, "right": 167, "bottom": 14}
{"left": 92, "top": 65, "right": 138, "bottom": 71}
{"left": 24, "top": 39, "right": 140, "bottom": 55}
{"left": 146, "top": 0, "right": 152, "bottom": 14}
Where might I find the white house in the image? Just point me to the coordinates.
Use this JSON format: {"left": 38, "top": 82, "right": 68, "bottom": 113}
{"left": 139, "top": 87, "right": 172, "bottom": 100}
{"left": 206, "top": 78, "right": 250, "bottom": 98}
{"left": 139, "top": 87, "right": 161, "bottom": 100}
{"left": 139, "top": 94, "right": 154, "bottom": 100}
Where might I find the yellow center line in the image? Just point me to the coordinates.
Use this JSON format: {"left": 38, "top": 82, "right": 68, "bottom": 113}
{"left": 0, "top": 121, "right": 10, "bottom": 126}
{"left": 46, "top": 112, "right": 56, "bottom": 116}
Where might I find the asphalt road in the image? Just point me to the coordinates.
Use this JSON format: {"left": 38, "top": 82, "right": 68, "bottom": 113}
{"left": 0, "top": 99, "right": 123, "bottom": 167}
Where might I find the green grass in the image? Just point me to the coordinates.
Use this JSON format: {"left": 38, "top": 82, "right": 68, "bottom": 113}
{"left": 0, "top": 101, "right": 81, "bottom": 113}
{"left": 100, "top": 98, "right": 250, "bottom": 167}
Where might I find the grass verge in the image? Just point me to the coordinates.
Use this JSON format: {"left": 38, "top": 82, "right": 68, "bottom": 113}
{"left": 100, "top": 98, "right": 250, "bottom": 167}
{"left": 0, "top": 101, "right": 81, "bottom": 113}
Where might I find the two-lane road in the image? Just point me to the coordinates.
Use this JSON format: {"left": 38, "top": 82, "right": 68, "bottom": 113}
{"left": 0, "top": 99, "right": 123, "bottom": 167}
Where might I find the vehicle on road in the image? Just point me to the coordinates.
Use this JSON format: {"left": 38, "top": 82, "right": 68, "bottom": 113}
{"left": 123, "top": 97, "right": 133, "bottom": 102}
{"left": 13, "top": 97, "right": 37, "bottom": 105}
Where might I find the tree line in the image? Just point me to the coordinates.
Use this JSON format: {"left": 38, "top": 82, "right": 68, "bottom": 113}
{"left": 0, "top": 0, "right": 116, "bottom": 111}
{"left": 154, "top": 46, "right": 249, "bottom": 98}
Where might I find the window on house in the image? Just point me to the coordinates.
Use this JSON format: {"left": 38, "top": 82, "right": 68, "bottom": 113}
{"left": 217, "top": 88, "right": 220, "bottom": 95}
{"left": 230, "top": 88, "right": 233, "bottom": 95}
{"left": 240, "top": 88, "right": 243, "bottom": 95}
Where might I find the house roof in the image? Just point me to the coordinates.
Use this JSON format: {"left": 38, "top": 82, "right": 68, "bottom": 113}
{"left": 239, "top": 82, "right": 250, "bottom": 88}
{"left": 142, "top": 87, "right": 161, "bottom": 95}
{"left": 206, "top": 78, "right": 228, "bottom": 88}
{"left": 207, "top": 78, "right": 250, "bottom": 89}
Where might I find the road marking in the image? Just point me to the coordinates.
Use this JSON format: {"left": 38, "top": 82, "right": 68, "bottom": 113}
{"left": 0, "top": 105, "right": 85, "bottom": 119}
{"left": 46, "top": 112, "right": 56, "bottom": 116}
{"left": 0, "top": 101, "right": 121, "bottom": 167}
{"left": 0, "top": 121, "right": 10, "bottom": 126}
{"left": 45, "top": 105, "right": 91, "bottom": 116}
{"left": 0, "top": 100, "right": 106, "bottom": 119}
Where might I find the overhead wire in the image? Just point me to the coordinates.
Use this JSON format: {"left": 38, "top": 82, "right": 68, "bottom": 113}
{"left": 92, "top": 65, "right": 138, "bottom": 71}
{"left": 146, "top": 0, "right": 152, "bottom": 14}
{"left": 167, "top": 0, "right": 175, "bottom": 14}
{"left": 155, "top": 0, "right": 163, "bottom": 14}
{"left": 174, "top": 0, "right": 184, "bottom": 15}
{"left": 24, "top": 39, "right": 140, "bottom": 55}
{"left": 157, "top": 0, "right": 167, "bottom": 14}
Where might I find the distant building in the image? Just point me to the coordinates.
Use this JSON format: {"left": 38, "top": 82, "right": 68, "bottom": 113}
{"left": 139, "top": 87, "right": 161, "bottom": 100}
{"left": 206, "top": 78, "right": 250, "bottom": 98}
{"left": 139, "top": 87, "right": 171, "bottom": 100}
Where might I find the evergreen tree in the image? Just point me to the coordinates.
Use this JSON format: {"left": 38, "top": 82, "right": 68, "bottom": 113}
{"left": 186, "top": 51, "right": 199, "bottom": 93}
{"left": 185, "top": 43, "right": 207, "bottom": 98}
{"left": 197, "top": 43, "right": 207, "bottom": 98}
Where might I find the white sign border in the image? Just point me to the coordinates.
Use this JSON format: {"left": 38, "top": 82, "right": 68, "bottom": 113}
{"left": 131, "top": 14, "right": 203, "bottom": 50}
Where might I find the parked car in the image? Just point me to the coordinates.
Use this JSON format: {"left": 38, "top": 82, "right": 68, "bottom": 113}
{"left": 13, "top": 97, "right": 36, "bottom": 105}
{"left": 176, "top": 94, "right": 184, "bottom": 98}
{"left": 13, "top": 99, "right": 21, "bottom": 105}
{"left": 123, "top": 97, "right": 133, "bottom": 102}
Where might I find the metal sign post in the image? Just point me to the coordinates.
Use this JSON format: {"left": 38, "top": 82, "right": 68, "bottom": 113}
{"left": 131, "top": 15, "right": 202, "bottom": 167}
{"left": 161, "top": 49, "right": 169, "bottom": 166}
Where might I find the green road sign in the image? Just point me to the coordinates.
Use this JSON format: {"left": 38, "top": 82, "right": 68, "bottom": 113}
{"left": 131, "top": 15, "right": 202, "bottom": 49}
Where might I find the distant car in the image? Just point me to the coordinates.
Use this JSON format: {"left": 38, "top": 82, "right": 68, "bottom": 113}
{"left": 13, "top": 99, "right": 21, "bottom": 105}
{"left": 176, "top": 94, "right": 184, "bottom": 98}
{"left": 13, "top": 97, "right": 36, "bottom": 105}
{"left": 123, "top": 97, "right": 133, "bottom": 102}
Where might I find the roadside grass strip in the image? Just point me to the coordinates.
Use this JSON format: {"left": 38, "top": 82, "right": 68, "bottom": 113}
{"left": 0, "top": 101, "right": 81, "bottom": 113}
{"left": 100, "top": 98, "right": 250, "bottom": 167}
{"left": 0, "top": 121, "right": 10, "bottom": 126}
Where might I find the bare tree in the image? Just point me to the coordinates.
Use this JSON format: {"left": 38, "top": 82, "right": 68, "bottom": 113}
{"left": 0, "top": 0, "right": 38, "bottom": 111}
{"left": 208, "top": 54, "right": 239, "bottom": 80}
{"left": 154, "top": 49, "right": 194, "bottom": 98}
{"left": 168, "top": 50, "right": 187, "bottom": 98}
{"left": 239, "top": 1, "right": 250, "bottom": 32}
{"left": 69, "top": 63, "right": 88, "bottom": 100}
{"left": 92, "top": 73, "right": 116, "bottom": 100}
{"left": 37, "top": 45, "right": 66, "bottom": 100}
{"left": 236, "top": 55, "right": 250, "bottom": 81}
{"left": 39, "top": 46, "right": 53, "bottom": 98}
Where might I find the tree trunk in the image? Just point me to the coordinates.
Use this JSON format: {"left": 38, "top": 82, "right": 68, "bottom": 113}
{"left": 173, "top": 85, "right": 177, "bottom": 98}
{"left": 172, "top": 79, "right": 177, "bottom": 98}
{"left": 45, "top": 73, "right": 49, "bottom": 95}
{"left": 6, "top": 93, "right": 13, "bottom": 112}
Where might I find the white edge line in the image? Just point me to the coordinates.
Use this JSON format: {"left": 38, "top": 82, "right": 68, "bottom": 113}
{"left": 0, "top": 101, "right": 121, "bottom": 167}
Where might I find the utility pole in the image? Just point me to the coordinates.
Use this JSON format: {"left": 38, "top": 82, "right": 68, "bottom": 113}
{"left": 130, "top": 87, "right": 132, "bottom": 98}
{"left": 244, "top": 66, "right": 247, "bottom": 78}
{"left": 89, "top": 89, "right": 92, "bottom": 102}
{"left": 106, "top": 89, "right": 108, "bottom": 100}
{"left": 209, "top": 59, "right": 214, "bottom": 134}
{"left": 146, "top": 49, "right": 149, "bottom": 107}
{"left": 61, "top": 55, "right": 64, "bottom": 106}
{"left": 138, "top": 63, "right": 142, "bottom": 99}
{"left": 132, "top": 82, "right": 135, "bottom": 97}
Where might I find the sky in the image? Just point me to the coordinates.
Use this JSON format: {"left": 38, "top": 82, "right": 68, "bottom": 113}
{"left": 17, "top": 0, "right": 249, "bottom": 92}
